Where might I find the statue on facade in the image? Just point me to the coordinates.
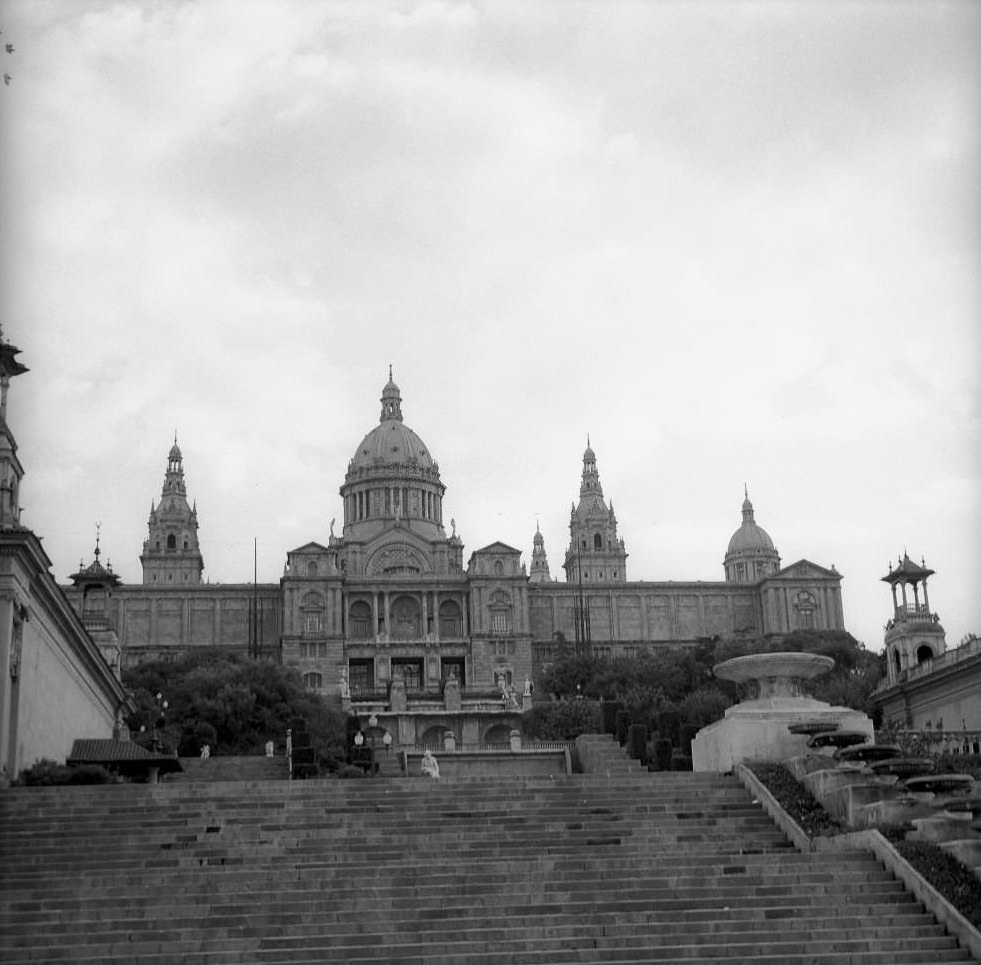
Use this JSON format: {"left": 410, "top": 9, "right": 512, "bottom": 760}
{"left": 523, "top": 677, "right": 533, "bottom": 698}
{"left": 339, "top": 670, "right": 350, "bottom": 699}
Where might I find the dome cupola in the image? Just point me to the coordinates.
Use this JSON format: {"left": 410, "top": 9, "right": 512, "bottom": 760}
{"left": 724, "top": 486, "right": 780, "bottom": 583}
{"left": 340, "top": 369, "right": 447, "bottom": 542}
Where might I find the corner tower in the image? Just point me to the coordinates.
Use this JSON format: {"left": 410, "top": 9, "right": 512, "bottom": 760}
{"left": 563, "top": 440, "right": 627, "bottom": 584}
{"left": 881, "top": 552, "right": 946, "bottom": 686}
{"left": 140, "top": 438, "right": 204, "bottom": 585}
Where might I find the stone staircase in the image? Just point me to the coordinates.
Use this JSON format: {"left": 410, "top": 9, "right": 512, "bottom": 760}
{"left": 169, "top": 754, "right": 290, "bottom": 783}
{"left": 1, "top": 771, "right": 978, "bottom": 964}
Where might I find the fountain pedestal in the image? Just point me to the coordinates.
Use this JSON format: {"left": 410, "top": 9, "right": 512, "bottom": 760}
{"left": 691, "top": 652, "right": 874, "bottom": 772}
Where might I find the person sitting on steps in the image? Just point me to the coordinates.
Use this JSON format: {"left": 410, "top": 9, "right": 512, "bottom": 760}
{"left": 421, "top": 749, "right": 439, "bottom": 778}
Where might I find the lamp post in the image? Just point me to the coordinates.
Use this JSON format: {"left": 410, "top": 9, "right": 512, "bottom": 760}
{"left": 368, "top": 714, "right": 378, "bottom": 775}
{"left": 141, "top": 692, "right": 170, "bottom": 752}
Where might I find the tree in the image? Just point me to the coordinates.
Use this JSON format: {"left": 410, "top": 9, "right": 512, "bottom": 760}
{"left": 123, "top": 649, "right": 347, "bottom": 762}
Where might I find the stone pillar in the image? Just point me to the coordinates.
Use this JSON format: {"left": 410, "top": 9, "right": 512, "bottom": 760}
{"left": 509, "top": 729, "right": 521, "bottom": 752}
{"left": 390, "top": 678, "right": 406, "bottom": 713}
{"left": 443, "top": 731, "right": 456, "bottom": 752}
{"left": 444, "top": 677, "right": 461, "bottom": 712}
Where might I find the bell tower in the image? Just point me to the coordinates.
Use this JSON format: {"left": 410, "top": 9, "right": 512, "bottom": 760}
{"left": 881, "top": 552, "right": 946, "bottom": 687}
{"left": 529, "top": 520, "right": 552, "bottom": 583}
{"left": 563, "top": 439, "right": 627, "bottom": 584}
{"left": 140, "top": 438, "right": 204, "bottom": 585}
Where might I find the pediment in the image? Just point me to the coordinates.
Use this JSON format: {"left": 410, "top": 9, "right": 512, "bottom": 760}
{"left": 288, "top": 541, "right": 331, "bottom": 556}
{"left": 473, "top": 541, "right": 522, "bottom": 557}
{"left": 769, "top": 559, "right": 841, "bottom": 582}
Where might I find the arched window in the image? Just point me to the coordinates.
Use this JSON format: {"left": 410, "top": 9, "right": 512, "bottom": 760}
{"left": 493, "top": 559, "right": 504, "bottom": 577}
{"left": 349, "top": 600, "right": 372, "bottom": 640}
{"left": 166, "top": 534, "right": 176, "bottom": 550}
{"left": 391, "top": 595, "right": 421, "bottom": 639}
{"left": 916, "top": 644, "right": 934, "bottom": 665}
{"left": 594, "top": 533, "right": 602, "bottom": 550}
{"left": 893, "top": 649, "right": 902, "bottom": 675}
{"left": 439, "top": 599, "right": 462, "bottom": 638}
{"left": 301, "top": 591, "right": 324, "bottom": 633}
{"left": 307, "top": 561, "right": 318, "bottom": 578}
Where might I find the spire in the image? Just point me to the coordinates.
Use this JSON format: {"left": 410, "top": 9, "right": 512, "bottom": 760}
{"left": 742, "top": 485, "right": 754, "bottom": 522}
{"left": 140, "top": 438, "right": 204, "bottom": 585}
{"left": 580, "top": 438, "right": 603, "bottom": 499}
{"left": 530, "top": 519, "right": 552, "bottom": 583}
{"left": 380, "top": 367, "right": 404, "bottom": 423}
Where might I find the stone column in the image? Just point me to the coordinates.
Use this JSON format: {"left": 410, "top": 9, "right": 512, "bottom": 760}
{"left": 444, "top": 677, "right": 461, "bottom": 712}
{"left": 390, "top": 678, "right": 406, "bottom": 712}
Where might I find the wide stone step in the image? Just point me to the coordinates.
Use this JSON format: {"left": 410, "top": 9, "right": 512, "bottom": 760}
{"left": 0, "top": 855, "right": 886, "bottom": 902}
{"left": 3, "top": 769, "right": 976, "bottom": 965}
{"left": 0, "top": 930, "right": 970, "bottom": 965}
{"left": 1, "top": 884, "right": 918, "bottom": 928}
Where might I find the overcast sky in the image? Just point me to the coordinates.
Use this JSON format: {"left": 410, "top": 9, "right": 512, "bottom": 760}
{"left": 1, "top": 0, "right": 978, "bottom": 654}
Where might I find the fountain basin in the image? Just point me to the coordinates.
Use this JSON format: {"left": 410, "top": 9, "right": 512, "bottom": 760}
{"left": 692, "top": 651, "right": 873, "bottom": 773}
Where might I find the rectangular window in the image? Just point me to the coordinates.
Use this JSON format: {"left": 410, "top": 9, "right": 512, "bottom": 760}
{"left": 441, "top": 658, "right": 466, "bottom": 686}
{"left": 392, "top": 659, "right": 424, "bottom": 691}
{"left": 491, "top": 610, "right": 511, "bottom": 635}
{"left": 348, "top": 659, "right": 374, "bottom": 693}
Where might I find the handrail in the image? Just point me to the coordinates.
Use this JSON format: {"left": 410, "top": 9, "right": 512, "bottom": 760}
{"left": 286, "top": 728, "right": 293, "bottom": 781}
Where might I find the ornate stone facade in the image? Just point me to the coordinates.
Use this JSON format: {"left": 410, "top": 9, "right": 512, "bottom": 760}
{"left": 62, "top": 372, "right": 847, "bottom": 744}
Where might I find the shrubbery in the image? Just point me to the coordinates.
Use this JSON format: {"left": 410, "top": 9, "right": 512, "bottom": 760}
{"left": 123, "top": 649, "right": 348, "bottom": 762}
{"left": 521, "top": 699, "right": 601, "bottom": 740}
{"left": 748, "top": 762, "right": 981, "bottom": 927}
{"left": 15, "top": 759, "right": 120, "bottom": 786}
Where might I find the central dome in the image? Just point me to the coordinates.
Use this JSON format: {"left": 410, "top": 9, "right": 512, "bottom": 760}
{"left": 727, "top": 492, "right": 775, "bottom": 554}
{"left": 348, "top": 373, "right": 436, "bottom": 473}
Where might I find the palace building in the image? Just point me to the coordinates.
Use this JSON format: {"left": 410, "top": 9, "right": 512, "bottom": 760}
{"left": 62, "top": 372, "right": 847, "bottom": 745}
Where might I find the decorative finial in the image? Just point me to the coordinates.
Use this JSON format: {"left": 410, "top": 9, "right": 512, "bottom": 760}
{"left": 587, "top": 433, "right": 591, "bottom": 447}
{"left": 744, "top": 482, "right": 748, "bottom": 499}
{"left": 389, "top": 363, "right": 393, "bottom": 381}
{"left": 94, "top": 521, "right": 102, "bottom": 558}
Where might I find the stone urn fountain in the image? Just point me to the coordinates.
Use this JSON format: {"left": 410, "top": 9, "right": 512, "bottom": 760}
{"left": 691, "top": 651, "right": 874, "bottom": 772}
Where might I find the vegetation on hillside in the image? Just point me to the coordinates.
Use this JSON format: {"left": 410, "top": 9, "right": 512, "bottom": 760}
{"left": 536, "top": 630, "right": 883, "bottom": 742}
{"left": 123, "top": 649, "right": 347, "bottom": 761}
